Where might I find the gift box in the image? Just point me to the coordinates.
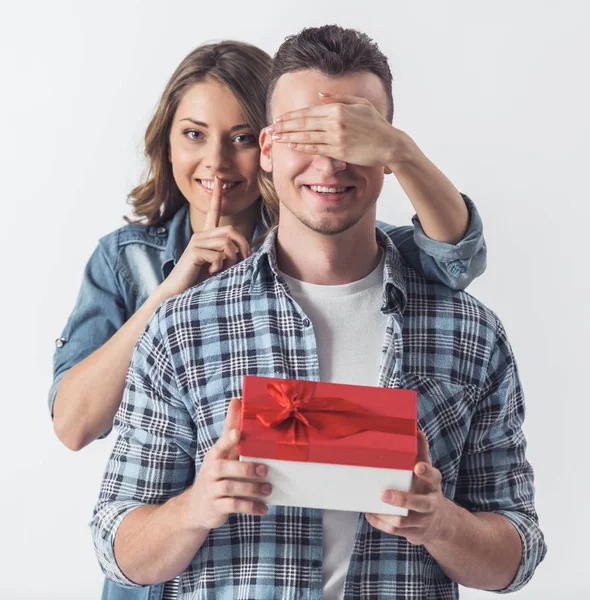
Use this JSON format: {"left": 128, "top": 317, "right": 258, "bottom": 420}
{"left": 238, "top": 376, "right": 417, "bottom": 516}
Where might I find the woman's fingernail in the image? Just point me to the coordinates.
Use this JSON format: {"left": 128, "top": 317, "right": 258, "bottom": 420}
{"left": 274, "top": 116, "right": 283, "bottom": 123}
{"left": 319, "top": 92, "right": 333, "bottom": 97}
{"left": 382, "top": 491, "right": 393, "bottom": 503}
{"left": 265, "top": 125, "right": 276, "bottom": 133}
{"left": 256, "top": 465, "right": 268, "bottom": 477}
{"left": 272, "top": 134, "right": 282, "bottom": 140}
{"left": 261, "top": 484, "right": 272, "bottom": 495}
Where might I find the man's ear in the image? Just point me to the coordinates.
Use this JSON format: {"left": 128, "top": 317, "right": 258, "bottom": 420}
{"left": 259, "top": 128, "right": 273, "bottom": 173}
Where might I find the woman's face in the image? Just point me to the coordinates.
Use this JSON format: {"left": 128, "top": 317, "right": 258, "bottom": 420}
{"left": 169, "top": 80, "right": 261, "bottom": 224}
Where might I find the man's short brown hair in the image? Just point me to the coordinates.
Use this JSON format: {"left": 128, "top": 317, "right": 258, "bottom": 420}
{"left": 267, "top": 25, "right": 394, "bottom": 122}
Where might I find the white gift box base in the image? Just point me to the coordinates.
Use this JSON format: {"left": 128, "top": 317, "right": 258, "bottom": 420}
{"left": 240, "top": 456, "right": 413, "bottom": 516}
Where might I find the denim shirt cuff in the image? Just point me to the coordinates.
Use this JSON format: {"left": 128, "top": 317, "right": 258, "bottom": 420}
{"left": 489, "top": 510, "right": 547, "bottom": 594}
{"left": 411, "top": 194, "right": 484, "bottom": 274}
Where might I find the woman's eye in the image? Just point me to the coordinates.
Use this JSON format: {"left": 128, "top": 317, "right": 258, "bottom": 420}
{"left": 234, "top": 134, "right": 256, "bottom": 145}
{"left": 185, "top": 130, "right": 203, "bottom": 141}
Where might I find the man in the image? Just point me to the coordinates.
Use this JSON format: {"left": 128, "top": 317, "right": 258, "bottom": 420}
{"left": 92, "top": 25, "right": 546, "bottom": 599}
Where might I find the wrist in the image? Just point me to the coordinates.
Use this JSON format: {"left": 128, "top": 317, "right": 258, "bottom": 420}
{"left": 386, "top": 130, "right": 422, "bottom": 175}
{"left": 171, "top": 487, "right": 211, "bottom": 536}
{"left": 427, "top": 497, "right": 461, "bottom": 550}
{"left": 151, "top": 283, "right": 175, "bottom": 305}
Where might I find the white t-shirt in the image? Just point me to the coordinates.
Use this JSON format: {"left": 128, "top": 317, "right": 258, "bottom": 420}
{"left": 279, "top": 252, "right": 387, "bottom": 600}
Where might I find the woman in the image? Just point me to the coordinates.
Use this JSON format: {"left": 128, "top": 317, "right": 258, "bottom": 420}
{"left": 49, "top": 41, "right": 486, "bottom": 600}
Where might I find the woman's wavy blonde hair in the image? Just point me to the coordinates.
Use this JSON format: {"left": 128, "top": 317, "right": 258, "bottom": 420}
{"left": 127, "top": 41, "right": 279, "bottom": 237}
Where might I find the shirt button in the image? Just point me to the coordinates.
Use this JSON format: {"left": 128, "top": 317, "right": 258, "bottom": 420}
{"left": 156, "top": 226, "right": 167, "bottom": 235}
{"left": 302, "top": 318, "right": 311, "bottom": 328}
{"left": 55, "top": 337, "right": 66, "bottom": 348}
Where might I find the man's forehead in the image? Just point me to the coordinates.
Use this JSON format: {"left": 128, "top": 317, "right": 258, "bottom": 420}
{"left": 271, "top": 69, "right": 389, "bottom": 118}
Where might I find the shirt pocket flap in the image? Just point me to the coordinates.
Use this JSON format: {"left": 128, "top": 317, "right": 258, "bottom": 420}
{"left": 400, "top": 371, "right": 478, "bottom": 495}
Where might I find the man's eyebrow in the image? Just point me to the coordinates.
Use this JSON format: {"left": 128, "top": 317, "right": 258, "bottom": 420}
{"left": 179, "top": 118, "right": 251, "bottom": 131}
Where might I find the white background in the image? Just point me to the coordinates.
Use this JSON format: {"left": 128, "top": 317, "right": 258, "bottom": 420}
{"left": 1, "top": 1, "right": 588, "bottom": 598}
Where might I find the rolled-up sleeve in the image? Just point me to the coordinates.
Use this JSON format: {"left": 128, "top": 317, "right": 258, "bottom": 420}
{"left": 380, "top": 194, "right": 487, "bottom": 290}
{"left": 454, "top": 320, "right": 547, "bottom": 593}
{"left": 90, "top": 304, "right": 197, "bottom": 586}
{"left": 49, "top": 233, "right": 128, "bottom": 426}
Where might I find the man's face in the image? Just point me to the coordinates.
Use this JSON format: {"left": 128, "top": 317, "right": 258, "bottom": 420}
{"left": 261, "top": 70, "right": 389, "bottom": 236}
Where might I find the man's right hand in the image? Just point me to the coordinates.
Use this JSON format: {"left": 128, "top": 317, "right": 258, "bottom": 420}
{"left": 188, "top": 398, "right": 271, "bottom": 531}
{"left": 158, "top": 176, "right": 251, "bottom": 299}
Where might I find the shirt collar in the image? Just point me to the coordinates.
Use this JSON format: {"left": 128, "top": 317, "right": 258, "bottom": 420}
{"left": 250, "top": 226, "right": 407, "bottom": 314}
{"left": 161, "top": 204, "right": 270, "bottom": 280}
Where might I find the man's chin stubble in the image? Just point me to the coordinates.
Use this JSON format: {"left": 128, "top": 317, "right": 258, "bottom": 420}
{"left": 296, "top": 211, "right": 365, "bottom": 236}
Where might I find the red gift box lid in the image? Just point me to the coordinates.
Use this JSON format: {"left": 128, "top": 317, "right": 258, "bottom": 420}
{"left": 239, "top": 375, "right": 417, "bottom": 470}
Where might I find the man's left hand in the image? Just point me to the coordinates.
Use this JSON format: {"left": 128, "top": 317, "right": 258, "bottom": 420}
{"left": 267, "top": 93, "right": 412, "bottom": 169}
{"left": 365, "top": 430, "right": 452, "bottom": 545}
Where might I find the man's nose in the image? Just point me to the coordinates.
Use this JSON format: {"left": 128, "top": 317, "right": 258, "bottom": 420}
{"left": 312, "top": 154, "right": 347, "bottom": 175}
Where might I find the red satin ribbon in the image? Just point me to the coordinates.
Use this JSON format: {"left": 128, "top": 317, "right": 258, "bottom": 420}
{"left": 242, "top": 380, "right": 415, "bottom": 461}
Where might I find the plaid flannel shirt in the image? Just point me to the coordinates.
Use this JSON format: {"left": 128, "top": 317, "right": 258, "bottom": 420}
{"left": 91, "top": 226, "right": 546, "bottom": 599}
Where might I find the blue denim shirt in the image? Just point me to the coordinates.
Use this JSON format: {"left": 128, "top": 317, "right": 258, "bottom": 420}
{"left": 50, "top": 195, "right": 486, "bottom": 600}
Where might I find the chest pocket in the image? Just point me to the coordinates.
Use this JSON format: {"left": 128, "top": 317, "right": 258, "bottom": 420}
{"left": 401, "top": 371, "right": 478, "bottom": 499}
